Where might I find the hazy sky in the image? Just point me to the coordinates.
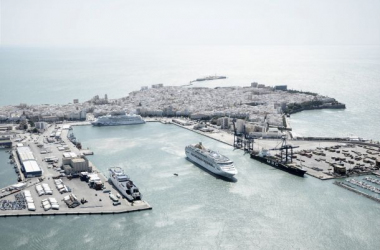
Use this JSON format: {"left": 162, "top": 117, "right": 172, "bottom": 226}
{"left": 1, "top": 0, "right": 379, "bottom": 47}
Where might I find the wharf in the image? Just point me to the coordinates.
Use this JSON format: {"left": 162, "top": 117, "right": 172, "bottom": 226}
{"left": 169, "top": 121, "right": 234, "bottom": 147}
{"left": 12, "top": 150, "right": 25, "bottom": 182}
{"left": 0, "top": 125, "right": 151, "bottom": 217}
{"left": 7, "top": 119, "right": 377, "bottom": 185}
{"left": 167, "top": 120, "right": 380, "bottom": 180}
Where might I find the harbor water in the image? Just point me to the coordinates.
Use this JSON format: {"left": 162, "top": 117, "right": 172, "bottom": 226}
{"left": 0, "top": 45, "right": 380, "bottom": 249}
{"left": 1, "top": 123, "right": 380, "bottom": 249}
{"left": 0, "top": 149, "right": 18, "bottom": 189}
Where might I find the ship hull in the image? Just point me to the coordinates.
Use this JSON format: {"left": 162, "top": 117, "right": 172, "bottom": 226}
{"left": 108, "top": 172, "right": 141, "bottom": 202}
{"left": 92, "top": 120, "right": 145, "bottom": 126}
{"left": 185, "top": 150, "right": 235, "bottom": 178}
{"left": 250, "top": 154, "right": 306, "bottom": 177}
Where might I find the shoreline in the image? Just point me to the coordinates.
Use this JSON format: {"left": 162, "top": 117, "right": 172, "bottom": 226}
{"left": 2, "top": 118, "right": 380, "bottom": 217}
{"left": 287, "top": 104, "right": 346, "bottom": 115}
{"left": 70, "top": 120, "right": 380, "bottom": 181}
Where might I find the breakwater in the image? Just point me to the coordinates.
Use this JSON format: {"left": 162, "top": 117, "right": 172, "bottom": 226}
{"left": 334, "top": 181, "right": 380, "bottom": 203}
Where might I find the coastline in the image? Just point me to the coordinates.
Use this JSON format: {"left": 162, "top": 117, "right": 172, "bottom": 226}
{"left": 287, "top": 103, "right": 346, "bottom": 115}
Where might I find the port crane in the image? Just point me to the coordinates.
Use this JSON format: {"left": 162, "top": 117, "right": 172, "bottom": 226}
{"left": 232, "top": 119, "right": 243, "bottom": 149}
{"left": 232, "top": 119, "right": 255, "bottom": 152}
{"left": 270, "top": 130, "right": 299, "bottom": 163}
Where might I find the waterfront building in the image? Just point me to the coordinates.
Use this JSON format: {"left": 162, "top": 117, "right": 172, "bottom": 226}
{"left": 152, "top": 83, "right": 164, "bottom": 88}
{"left": 16, "top": 146, "right": 42, "bottom": 177}
{"left": 40, "top": 115, "right": 59, "bottom": 122}
{"left": 0, "top": 85, "right": 343, "bottom": 131}
{"left": 251, "top": 82, "right": 258, "bottom": 87}
{"left": 274, "top": 85, "right": 288, "bottom": 91}
{"left": 62, "top": 154, "right": 92, "bottom": 175}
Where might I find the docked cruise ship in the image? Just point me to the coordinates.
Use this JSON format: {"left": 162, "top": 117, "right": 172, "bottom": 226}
{"left": 185, "top": 142, "right": 237, "bottom": 178}
{"left": 108, "top": 167, "right": 142, "bottom": 202}
{"left": 92, "top": 112, "right": 145, "bottom": 126}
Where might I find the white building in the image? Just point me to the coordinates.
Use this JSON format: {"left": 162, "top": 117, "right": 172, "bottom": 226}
{"left": 16, "top": 146, "right": 42, "bottom": 177}
{"left": 35, "top": 122, "right": 48, "bottom": 130}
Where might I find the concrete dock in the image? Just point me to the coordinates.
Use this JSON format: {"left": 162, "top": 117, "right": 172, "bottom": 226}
{"left": 0, "top": 124, "right": 151, "bottom": 217}
{"left": 166, "top": 119, "right": 380, "bottom": 180}
{"left": 3, "top": 119, "right": 379, "bottom": 218}
{"left": 76, "top": 119, "right": 380, "bottom": 181}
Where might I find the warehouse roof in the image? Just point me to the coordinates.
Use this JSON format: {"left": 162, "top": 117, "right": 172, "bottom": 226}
{"left": 23, "top": 160, "right": 42, "bottom": 173}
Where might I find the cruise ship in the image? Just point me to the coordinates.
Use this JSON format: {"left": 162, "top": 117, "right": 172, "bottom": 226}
{"left": 108, "top": 167, "right": 142, "bottom": 202}
{"left": 92, "top": 112, "right": 145, "bottom": 126}
{"left": 185, "top": 142, "right": 237, "bottom": 178}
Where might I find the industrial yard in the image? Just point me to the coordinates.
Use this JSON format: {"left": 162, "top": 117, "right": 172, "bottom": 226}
{"left": 293, "top": 143, "right": 380, "bottom": 179}
{"left": 0, "top": 123, "right": 151, "bottom": 217}
{"left": 1, "top": 112, "right": 380, "bottom": 216}
{"left": 169, "top": 118, "right": 380, "bottom": 180}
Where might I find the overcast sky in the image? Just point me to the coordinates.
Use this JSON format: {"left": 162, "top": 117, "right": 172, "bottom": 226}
{"left": 1, "top": 0, "right": 379, "bottom": 47}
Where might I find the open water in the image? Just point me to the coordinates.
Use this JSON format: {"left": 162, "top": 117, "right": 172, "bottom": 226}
{"left": 0, "top": 45, "right": 380, "bottom": 249}
{"left": 1, "top": 123, "right": 380, "bottom": 250}
{"left": 0, "top": 149, "right": 18, "bottom": 188}
{"left": 0, "top": 45, "right": 379, "bottom": 140}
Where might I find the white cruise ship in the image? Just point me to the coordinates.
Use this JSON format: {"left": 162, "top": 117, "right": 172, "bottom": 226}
{"left": 92, "top": 112, "right": 145, "bottom": 126}
{"left": 185, "top": 142, "right": 237, "bottom": 178}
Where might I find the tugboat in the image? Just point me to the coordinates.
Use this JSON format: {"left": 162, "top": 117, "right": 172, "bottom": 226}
{"left": 250, "top": 134, "right": 306, "bottom": 177}
{"left": 108, "top": 167, "right": 142, "bottom": 202}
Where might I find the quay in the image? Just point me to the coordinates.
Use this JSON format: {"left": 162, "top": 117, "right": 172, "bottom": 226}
{"left": 5, "top": 119, "right": 379, "bottom": 182}
{"left": 0, "top": 123, "right": 151, "bottom": 217}
{"left": 166, "top": 118, "right": 380, "bottom": 180}
{"left": 3, "top": 118, "right": 380, "bottom": 216}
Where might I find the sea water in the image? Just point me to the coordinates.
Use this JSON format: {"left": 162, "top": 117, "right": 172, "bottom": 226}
{"left": 0, "top": 123, "right": 379, "bottom": 250}
{"left": 0, "top": 45, "right": 379, "bottom": 139}
{"left": 0, "top": 45, "right": 380, "bottom": 249}
{"left": 0, "top": 149, "right": 18, "bottom": 188}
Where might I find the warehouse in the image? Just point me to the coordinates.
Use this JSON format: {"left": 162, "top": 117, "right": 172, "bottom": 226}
{"left": 16, "top": 146, "right": 42, "bottom": 177}
{"left": 62, "top": 153, "right": 92, "bottom": 175}
{"left": 22, "top": 160, "right": 42, "bottom": 177}
{"left": 16, "top": 146, "right": 35, "bottom": 162}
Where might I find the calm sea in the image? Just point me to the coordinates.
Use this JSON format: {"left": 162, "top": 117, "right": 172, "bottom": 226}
{"left": 0, "top": 46, "right": 380, "bottom": 249}
{"left": 0, "top": 45, "right": 379, "bottom": 140}
{"left": 1, "top": 123, "right": 380, "bottom": 250}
